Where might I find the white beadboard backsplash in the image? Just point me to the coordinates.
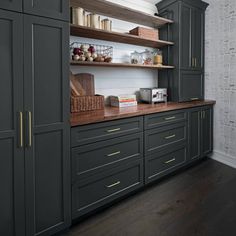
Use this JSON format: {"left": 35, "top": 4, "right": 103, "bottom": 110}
{"left": 70, "top": 0, "right": 159, "bottom": 103}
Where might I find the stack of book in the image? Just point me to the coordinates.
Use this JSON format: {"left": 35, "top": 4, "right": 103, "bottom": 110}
{"left": 110, "top": 95, "right": 137, "bottom": 108}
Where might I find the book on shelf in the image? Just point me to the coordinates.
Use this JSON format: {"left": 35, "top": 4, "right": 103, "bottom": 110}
{"left": 111, "top": 101, "right": 138, "bottom": 108}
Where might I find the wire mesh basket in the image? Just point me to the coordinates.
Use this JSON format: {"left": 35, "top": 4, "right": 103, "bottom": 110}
{"left": 70, "top": 42, "right": 113, "bottom": 63}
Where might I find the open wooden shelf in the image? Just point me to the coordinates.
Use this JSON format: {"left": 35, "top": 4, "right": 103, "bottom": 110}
{"left": 70, "top": 0, "right": 173, "bottom": 28}
{"left": 70, "top": 61, "right": 175, "bottom": 69}
{"left": 70, "top": 25, "right": 174, "bottom": 48}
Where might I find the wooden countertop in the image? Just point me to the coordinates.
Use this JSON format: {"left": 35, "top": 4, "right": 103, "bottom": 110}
{"left": 70, "top": 100, "right": 216, "bottom": 126}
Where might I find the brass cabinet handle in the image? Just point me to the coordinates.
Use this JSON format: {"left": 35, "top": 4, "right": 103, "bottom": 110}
{"left": 28, "top": 111, "right": 32, "bottom": 147}
{"left": 195, "top": 58, "right": 197, "bottom": 67}
{"left": 165, "top": 158, "right": 176, "bottom": 164}
{"left": 19, "top": 112, "right": 23, "bottom": 148}
{"left": 107, "top": 151, "right": 121, "bottom": 157}
{"left": 165, "top": 116, "right": 176, "bottom": 121}
{"left": 106, "top": 181, "right": 121, "bottom": 188}
{"left": 107, "top": 128, "right": 121, "bottom": 133}
{"left": 192, "top": 57, "right": 194, "bottom": 67}
{"left": 165, "top": 134, "right": 176, "bottom": 140}
{"left": 191, "top": 98, "right": 199, "bottom": 101}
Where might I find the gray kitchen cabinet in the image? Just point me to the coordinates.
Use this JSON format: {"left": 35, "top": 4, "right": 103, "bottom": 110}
{"left": 0, "top": 10, "right": 25, "bottom": 236}
{"left": 157, "top": 0, "right": 208, "bottom": 102}
{"left": 23, "top": 0, "right": 69, "bottom": 21}
{"left": 0, "top": 0, "right": 22, "bottom": 12}
{"left": 23, "top": 15, "right": 70, "bottom": 236}
{"left": 188, "top": 106, "right": 213, "bottom": 161}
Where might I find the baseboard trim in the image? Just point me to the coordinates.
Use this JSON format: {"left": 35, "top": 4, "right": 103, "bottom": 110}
{"left": 210, "top": 151, "right": 236, "bottom": 169}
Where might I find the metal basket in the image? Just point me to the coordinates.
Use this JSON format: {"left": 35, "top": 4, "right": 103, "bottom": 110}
{"left": 70, "top": 42, "right": 113, "bottom": 60}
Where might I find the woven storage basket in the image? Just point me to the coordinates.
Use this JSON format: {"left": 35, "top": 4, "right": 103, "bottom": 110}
{"left": 129, "top": 27, "right": 159, "bottom": 41}
{"left": 71, "top": 95, "right": 104, "bottom": 113}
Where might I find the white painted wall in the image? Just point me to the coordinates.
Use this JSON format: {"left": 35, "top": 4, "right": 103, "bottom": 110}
{"left": 204, "top": 0, "right": 236, "bottom": 168}
{"left": 70, "top": 0, "right": 159, "bottom": 103}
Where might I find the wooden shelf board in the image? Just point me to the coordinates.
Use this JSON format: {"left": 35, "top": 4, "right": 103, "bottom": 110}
{"left": 70, "top": 25, "right": 174, "bottom": 48}
{"left": 70, "top": 61, "right": 175, "bottom": 69}
{"left": 70, "top": 0, "right": 173, "bottom": 28}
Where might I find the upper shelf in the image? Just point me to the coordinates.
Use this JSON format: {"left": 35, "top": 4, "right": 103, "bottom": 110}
{"left": 70, "top": 0, "right": 173, "bottom": 28}
{"left": 70, "top": 25, "right": 174, "bottom": 48}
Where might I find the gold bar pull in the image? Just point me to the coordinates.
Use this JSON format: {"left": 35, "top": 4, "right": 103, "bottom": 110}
{"left": 106, "top": 181, "right": 121, "bottom": 188}
{"left": 28, "top": 111, "right": 32, "bottom": 147}
{"left": 107, "top": 128, "right": 121, "bottom": 133}
{"left": 165, "top": 158, "right": 176, "bottom": 164}
{"left": 19, "top": 112, "right": 23, "bottom": 148}
{"left": 192, "top": 57, "right": 194, "bottom": 67}
{"left": 107, "top": 151, "right": 121, "bottom": 157}
{"left": 165, "top": 134, "right": 176, "bottom": 140}
{"left": 191, "top": 98, "right": 199, "bottom": 101}
{"left": 195, "top": 58, "right": 197, "bottom": 67}
{"left": 165, "top": 116, "right": 176, "bottom": 121}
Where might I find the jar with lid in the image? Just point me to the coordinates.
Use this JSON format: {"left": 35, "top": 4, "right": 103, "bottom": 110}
{"left": 130, "top": 51, "right": 142, "bottom": 64}
{"left": 142, "top": 49, "right": 153, "bottom": 65}
{"left": 153, "top": 49, "right": 163, "bottom": 65}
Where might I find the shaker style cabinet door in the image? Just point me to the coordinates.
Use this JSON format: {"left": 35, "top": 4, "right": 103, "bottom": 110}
{"left": 23, "top": 0, "right": 69, "bottom": 21}
{"left": 0, "top": 0, "right": 22, "bottom": 12}
{"left": 23, "top": 15, "right": 70, "bottom": 236}
{"left": 0, "top": 10, "right": 25, "bottom": 236}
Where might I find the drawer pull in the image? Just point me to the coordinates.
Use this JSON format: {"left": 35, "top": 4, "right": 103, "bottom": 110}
{"left": 106, "top": 181, "right": 121, "bottom": 188}
{"left": 107, "top": 151, "right": 121, "bottom": 157}
{"left": 165, "top": 158, "right": 176, "bottom": 164}
{"left": 165, "top": 116, "right": 176, "bottom": 121}
{"left": 165, "top": 134, "right": 176, "bottom": 140}
{"left": 191, "top": 98, "right": 199, "bottom": 101}
{"left": 107, "top": 128, "right": 121, "bottom": 133}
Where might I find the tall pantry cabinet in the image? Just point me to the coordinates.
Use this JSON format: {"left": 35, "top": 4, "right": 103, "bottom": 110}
{"left": 157, "top": 0, "right": 208, "bottom": 102}
{"left": 0, "top": 1, "right": 70, "bottom": 236}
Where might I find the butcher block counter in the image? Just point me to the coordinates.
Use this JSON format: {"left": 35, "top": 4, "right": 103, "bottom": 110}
{"left": 70, "top": 100, "right": 216, "bottom": 126}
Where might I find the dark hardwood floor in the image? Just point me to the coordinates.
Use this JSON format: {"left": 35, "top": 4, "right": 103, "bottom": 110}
{"left": 62, "top": 158, "right": 236, "bottom": 236}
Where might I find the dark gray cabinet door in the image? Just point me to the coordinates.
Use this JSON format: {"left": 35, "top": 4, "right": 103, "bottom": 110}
{"left": 192, "top": 8, "right": 204, "bottom": 70}
{"left": 0, "top": 0, "right": 22, "bottom": 12}
{"left": 23, "top": 15, "right": 70, "bottom": 236}
{"left": 180, "top": 3, "right": 192, "bottom": 69}
{"left": 0, "top": 10, "right": 25, "bottom": 236}
{"left": 201, "top": 106, "right": 213, "bottom": 156}
{"left": 180, "top": 70, "right": 204, "bottom": 101}
{"left": 188, "top": 108, "right": 201, "bottom": 161}
{"left": 23, "top": 0, "right": 69, "bottom": 21}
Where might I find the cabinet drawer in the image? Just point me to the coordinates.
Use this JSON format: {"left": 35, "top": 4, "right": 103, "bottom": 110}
{"left": 145, "top": 146, "right": 187, "bottom": 184}
{"left": 71, "top": 116, "right": 143, "bottom": 147}
{"left": 72, "top": 159, "right": 143, "bottom": 218}
{"left": 145, "top": 122, "right": 187, "bottom": 155}
{"left": 72, "top": 133, "right": 143, "bottom": 181}
{"left": 145, "top": 111, "right": 187, "bottom": 130}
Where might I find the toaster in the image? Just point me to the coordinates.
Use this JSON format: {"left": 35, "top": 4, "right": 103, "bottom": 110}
{"left": 140, "top": 88, "right": 167, "bottom": 103}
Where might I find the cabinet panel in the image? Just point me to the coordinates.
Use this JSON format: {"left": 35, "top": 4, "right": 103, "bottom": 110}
{"left": 180, "top": 3, "right": 192, "bottom": 69}
{"left": 72, "top": 159, "right": 143, "bottom": 218}
{"left": 180, "top": 71, "right": 204, "bottom": 101}
{"left": 188, "top": 108, "right": 201, "bottom": 161}
{"left": 23, "top": 0, "right": 69, "bottom": 21}
{"left": 72, "top": 133, "right": 143, "bottom": 180}
{"left": 0, "top": 0, "right": 22, "bottom": 12}
{"left": 24, "top": 15, "right": 70, "bottom": 236}
{"left": 0, "top": 10, "right": 25, "bottom": 236}
{"left": 202, "top": 106, "right": 213, "bottom": 156}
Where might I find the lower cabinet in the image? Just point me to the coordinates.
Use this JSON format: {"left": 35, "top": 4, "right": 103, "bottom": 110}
{"left": 71, "top": 105, "right": 214, "bottom": 220}
{"left": 188, "top": 106, "right": 213, "bottom": 162}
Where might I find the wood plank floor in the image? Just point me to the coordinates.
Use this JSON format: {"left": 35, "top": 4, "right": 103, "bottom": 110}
{"left": 61, "top": 159, "right": 236, "bottom": 236}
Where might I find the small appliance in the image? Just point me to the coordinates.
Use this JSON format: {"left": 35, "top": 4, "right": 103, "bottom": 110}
{"left": 140, "top": 88, "right": 167, "bottom": 103}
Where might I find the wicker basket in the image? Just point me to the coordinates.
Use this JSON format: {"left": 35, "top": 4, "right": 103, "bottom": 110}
{"left": 71, "top": 94, "right": 104, "bottom": 113}
{"left": 129, "top": 27, "right": 159, "bottom": 41}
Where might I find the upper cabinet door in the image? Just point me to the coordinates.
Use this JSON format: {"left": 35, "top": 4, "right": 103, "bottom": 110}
{"left": 0, "top": 10, "right": 25, "bottom": 236}
{"left": 180, "top": 3, "right": 192, "bottom": 70}
{"left": 0, "top": 0, "right": 22, "bottom": 12}
{"left": 23, "top": 0, "right": 69, "bottom": 21}
{"left": 192, "top": 8, "right": 204, "bottom": 70}
{"left": 23, "top": 15, "right": 70, "bottom": 236}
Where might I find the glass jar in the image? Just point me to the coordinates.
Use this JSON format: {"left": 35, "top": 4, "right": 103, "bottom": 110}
{"left": 142, "top": 49, "right": 153, "bottom": 65}
{"left": 153, "top": 50, "right": 163, "bottom": 65}
{"left": 130, "top": 51, "right": 142, "bottom": 64}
